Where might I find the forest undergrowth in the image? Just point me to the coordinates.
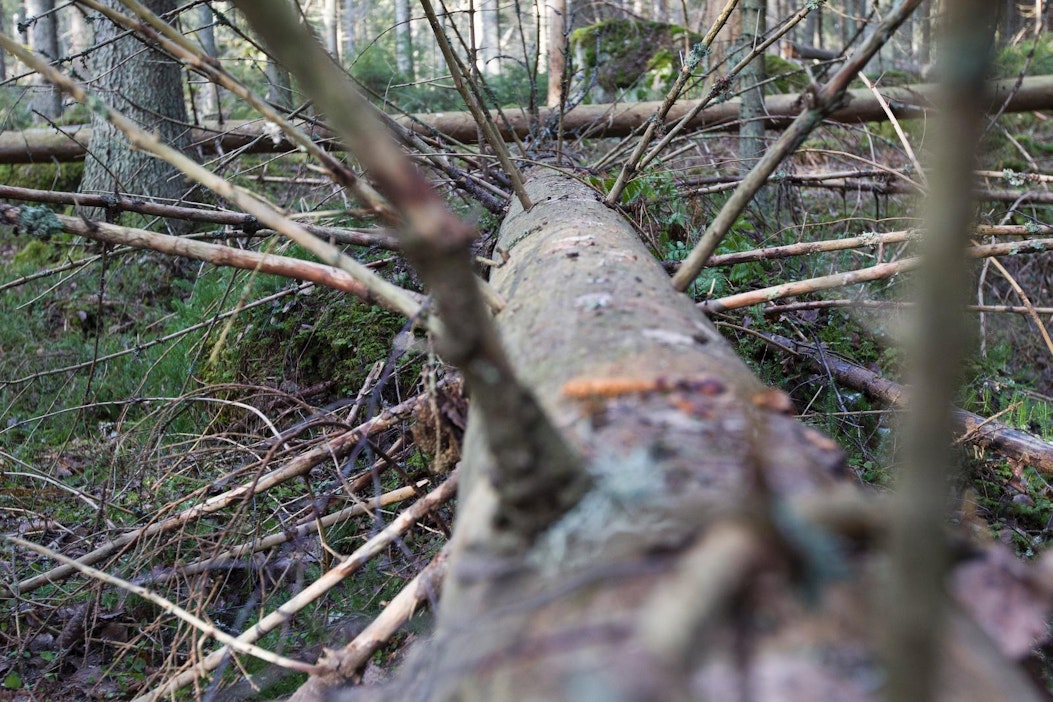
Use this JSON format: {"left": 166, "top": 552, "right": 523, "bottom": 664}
{"left": 2, "top": 24, "right": 1053, "bottom": 700}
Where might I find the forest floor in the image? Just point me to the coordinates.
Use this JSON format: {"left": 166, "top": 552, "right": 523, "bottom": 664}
{"left": 2, "top": 88, "right": 1053, "bottom": 698}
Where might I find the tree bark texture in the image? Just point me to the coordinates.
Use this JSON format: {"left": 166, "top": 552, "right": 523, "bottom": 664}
{"left": 10, "top": 74, "right": 1053, "bottom": 163}
{"left": 738, "top": 0, "right": 766, "bottom": 172}
{"left": 193, "top": 3, "right": 218, "bottom": 119}
{"left": 476, "top": 0, "right": 500, "bottom": 75}
{"left": 26, "top": 0, "right": 62, "bottom": 119}
{"left": 79, "top": 0, "right": 190, "bottom": 217}
{"left": 336, "top": 169, "right": 1049, "bottom": 701}
{"left": 546, "top": 0, "right": 566, "bottom": 107}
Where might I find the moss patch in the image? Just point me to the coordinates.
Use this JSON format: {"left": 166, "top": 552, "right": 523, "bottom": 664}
{"left": 0, "top": 161, "right": 84, "bottom": 193}
{"left": 570, "top": 18, "right": 703, "bottom": 102}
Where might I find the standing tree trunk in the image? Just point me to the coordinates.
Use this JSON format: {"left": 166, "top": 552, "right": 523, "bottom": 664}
{"left": 324, "top": 0, "right": 339, "bottom": 58}
{"left": 341, "top": 0, "right": 358, "bottom": 59}
{"left": 652, "top": 0, "right": 669, "bottom": 23}
{"left": 26, "top": 0, "right": 63, "bottom": 119}
{"left": 79, "top": 0, "right": 191, "bottom": 221}
{"left": 738, "top": 0, "right": 766, "bottom": 172}
{"left": 0, "top": 7, "right": 6, "bottom": 80}
{"left": 546, "top": 0, "right": 566, "bottom": 107}
{"left": 193, "top": 3, "right": 219, "bottom": 120}
{"left": 394, "top": 0, "right": 414, "bottom": 79}
{"left": 699, "top": 0, "right": 741, "bottom": 75}
{"left": 64, "top": 3, "right": 91, "bottom": 77}
{"left": 477, "top": 0, "right": 500, "bottom": 75}
{"left": 264, "top": 46, "right": 293, "bottom": 109}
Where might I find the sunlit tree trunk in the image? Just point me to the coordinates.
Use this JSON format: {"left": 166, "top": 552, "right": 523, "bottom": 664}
{"left": 0, "top": 8, "right": 6, "bottom": 80}
{"left": 700, "top": 0, "right": 741, "bottom": 74}
{"left": 395, "top": 0, "right": 414, "bottom": 78}
{"left": 477, "top": 0, "right": 500, "bottom": 75}
{"left": 193, "top": 3, "right": 219, "bottom": 119}
{"left": 265, "top": 57, "right": 292, "bottom": 108}
{"left": 651, "top": 0, "right": 669, "bottom": 21}
{"left": 26, "top": 0, "right": 63, "bottom": 119}
{"left": 546, "top": 0, "right": 566, "bottom": 106}
{"left": 324, "top": 0, "right": 339, "bottom": 58}
{"left": 64, "top": 3, "right": 91, "bottom": 76}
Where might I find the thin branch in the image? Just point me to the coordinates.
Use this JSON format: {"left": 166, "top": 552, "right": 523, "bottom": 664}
{"left": 133, "top": 471, "right": 459, "bottom": 702}
{"left": 758, "top": 332, "right": 1053, "bottom": 475}
{"left": 417, "top": 0, "right": 531, "bottom": 210}
{"left": 763, "top": 299, "right": 1053, "bottom": 316}
{"left": 671, "top": 0, "right": 924, "bottom": 291}
{"left": 323, "top": 547, "right": 447, "bottom": 678}
{"left": 699, "top": 238, "right": 1053, "bottom": 313}
{"left": 0, "top": 31, "right": 428, "bottom": 327}
{"left": 603, "top": 0, "right": 739, "bottom": 205}
{"left": 0, "top": 203, "right": 420, "bottom": 309}
{"left": 0, "top": 183, "right": 401, "bottom": 248}
{"left": 6, "top": 394, "right": 425, "bottom": 596}
{"left": 5, "top": 536, "right": 323, "bottom": 675}
{"left": 610, "top": 0, "right": 816, "bottom": 204}
{"left": 234, "top": 0, "right": 589, "bottom": 543}
{"left": 80, "top": 0, "right": 399, "bottom": 223}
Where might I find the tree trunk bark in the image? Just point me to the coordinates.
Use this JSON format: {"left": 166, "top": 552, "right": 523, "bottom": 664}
{"left": 324, "top": 0, "right": 339, "bottom": 58}
{"left": 477, "top": 0, "right": 500, "bottom": 75}
{"left": 394, "top": 0, "right": 414, "bottom": 79}
{"left": 341, "top": 0, "right": 358, "bottom": 59}
{"left": 738, "top": 0, "right": 766, "bottom": 172}
{"left": 700, "top": 0, "right": 741, "bottom": 74}
{"left": 193, "top": 3, "right": 219, "bottom": 120}
{"left": 337, "top": 168, "right": 1048, "bottom": 702}
{"left": 0, "top": 6, "right": 6, "bottom": 80}
{"left": 64, "top": 3, "right": 91, "bottom": 77}
{"left": 26, "top": 0, "right": 63, "bottom": 119}
{"left": 546, "top": 0, "right": 566, "bottom": 107}
{"left": 79, "top": 0, "right": 191, "bottom": 222}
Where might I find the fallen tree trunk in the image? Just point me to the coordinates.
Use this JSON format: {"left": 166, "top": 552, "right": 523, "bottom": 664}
{"left": 1, "top": 75, "right": 1051, "bottom": 163}
{"left": 332, "top": 169, "right": 1050, "bottom": 701}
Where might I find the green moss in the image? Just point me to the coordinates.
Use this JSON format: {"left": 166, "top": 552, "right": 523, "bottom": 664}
{"left": 0, "top": 161, "right": 84, "bottom": 192}
{"left": 570, "top": 18, "right": 704, "bottom": 101}
{"left": 207, "top": 281, "right": 422, "bottom": 401}
{"left": 994, "top": 35, "right": 1053, "bottom": 78}
{"left": 764, "top": 54, "right": 810, "bottom": 94}
{"left": 11, "top": 239, "right": 55, "bottom": 266}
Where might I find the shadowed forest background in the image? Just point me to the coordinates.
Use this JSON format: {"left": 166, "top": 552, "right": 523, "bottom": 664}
{"left": 1, "top": 0, "right": 1053, "bottom": 700}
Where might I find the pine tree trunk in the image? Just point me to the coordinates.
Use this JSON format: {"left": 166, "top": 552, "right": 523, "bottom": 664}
{"left": 193, "top": 3, "right": 219, "bottom": 120}
{"left": 477, "top": 0, "right": 500, "bottom": 75}
{"left": 79, "top": 0, "right": 190, "bottom": 221}
{"left": 395, "top": 0, "right": 414, "bottom": 79}
{"left": 546, "top": 0, "right": 566, "bottom": 107}
{"left": 738, "top": 0, "right": 766, "bottom": 172}
{"left": 26, "top": 0, "right": 62, "bottom": 119}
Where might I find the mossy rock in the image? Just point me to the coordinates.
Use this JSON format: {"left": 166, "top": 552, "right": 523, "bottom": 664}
{"left": 570, "top": 18, "right": 703, "bottom": 102}
{"left": 764, "top": 54, "right": 810, "bottom": 94}
{"left": 206, "top": 283, "right": 422, "bottom": 402}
